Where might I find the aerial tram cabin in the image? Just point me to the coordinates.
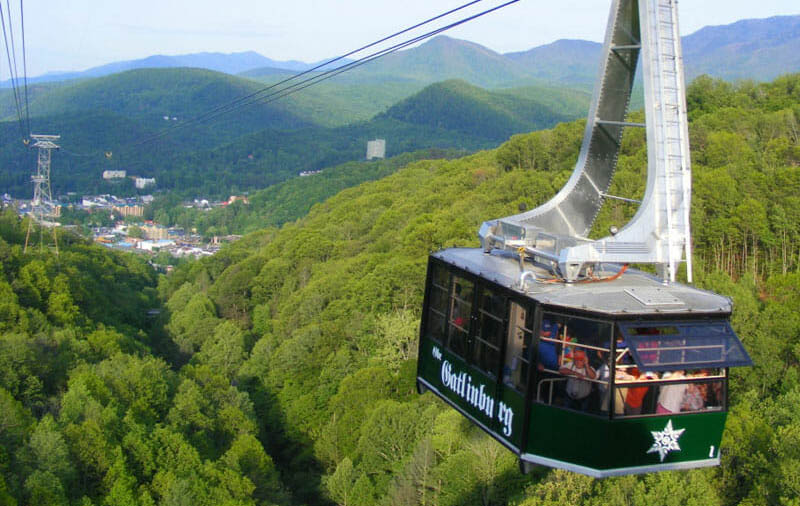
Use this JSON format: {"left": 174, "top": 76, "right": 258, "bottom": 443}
{"left": 416, "top": 0, "right": 752, "bottom": 477}
{"left": 416, "top": 251, "right": 751, "bottom": 476}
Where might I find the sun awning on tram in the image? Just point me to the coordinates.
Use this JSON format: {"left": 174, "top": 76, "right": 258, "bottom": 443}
{"left": 618, "top": 320, "right": 753, "bottom": 372}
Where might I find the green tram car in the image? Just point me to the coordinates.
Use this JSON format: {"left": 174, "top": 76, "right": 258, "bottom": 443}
{"left": 416, "top": 248, "right": 752, "bottom": 477}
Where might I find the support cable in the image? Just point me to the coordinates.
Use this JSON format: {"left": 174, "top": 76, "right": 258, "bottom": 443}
{"left": 127, "top": 0, "right": 519, "bottom": 149}
{"left": 5, "top": 0, "right": 23, "bottom": 107}
{"left": 0, "top": 1, "right": 26, "bottom": 141}
{"left": 19, "top": 0, "right": 30, "bottom": 137}
{"left": 165, "top": 0, "right": 487, "bottom": 135}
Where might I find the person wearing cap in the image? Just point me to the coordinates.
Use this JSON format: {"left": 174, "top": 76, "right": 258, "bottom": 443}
{"left": 559, "top": 348, "right": 597, "bottom": 411}
{"left": 537, "top": 319, "right": 560, "bottom": 372}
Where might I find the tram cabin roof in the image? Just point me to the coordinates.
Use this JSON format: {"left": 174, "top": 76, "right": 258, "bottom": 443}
{"left": 433, "top": 248, "right": 732, "bottom": 318}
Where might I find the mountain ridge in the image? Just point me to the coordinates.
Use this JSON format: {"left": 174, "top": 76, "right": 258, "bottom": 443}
{"left": 681, "top": 15, "right": 800, "bottom": 81}
{"left": 0, "top": 76, "right": 586, "bottom": 198}
{"left": 0, "top": 51, "right": 338, "bottom": 88}
{"left": 8, "top": 14, "right": 798, "bottom": 89}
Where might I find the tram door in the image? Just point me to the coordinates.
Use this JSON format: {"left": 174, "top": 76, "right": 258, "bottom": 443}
{"left": 471, "top": 284, "right": 517, "bottom": 446}
{"left": 498, "top": 301, "right": 533, "bottom": 449}
{"left": 418, "top": 259, "right": 535, "bottom": 451}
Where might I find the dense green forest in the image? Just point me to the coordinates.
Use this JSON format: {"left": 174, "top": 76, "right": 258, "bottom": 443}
{"left": 146, "top": 149, "right": 469, "bottom": 236}
{"left": 148, "top": 80, "right": 590, "bottom": 237}
{"left": 0, "top": 213, "right": 292, "bottom": 505}
{"left": 1, "top": 73, "right": 799, "bottom": 505}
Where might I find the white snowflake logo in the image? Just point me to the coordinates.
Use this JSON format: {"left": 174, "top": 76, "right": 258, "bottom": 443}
{"left": 647, "top": 420, "right": 686, "bottom": 462}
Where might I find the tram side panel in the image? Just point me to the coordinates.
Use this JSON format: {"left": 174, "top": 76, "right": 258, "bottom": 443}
{"left": 524, "top": 404, "right": 725, "bottom": 474}
{"left": 417, "top": 338, "right": 525, "bottom": 451}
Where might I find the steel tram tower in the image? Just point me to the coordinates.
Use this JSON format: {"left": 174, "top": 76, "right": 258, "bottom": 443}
{"left": 416, "top": 0, "right": 753, "bottom": 477}
{"left": 24, "top": 134, "right": 61, "bottom": 255}
{"left": 480, "top": 0, "right": 693, "bottom": 284}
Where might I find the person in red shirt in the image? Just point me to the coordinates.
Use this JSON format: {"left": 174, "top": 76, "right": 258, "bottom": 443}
{"left": 623, "top": 367, "right": 649, "bottom": 415}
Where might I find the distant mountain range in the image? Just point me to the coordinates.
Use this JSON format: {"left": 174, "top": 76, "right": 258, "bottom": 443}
{"left": 1, "top": 51, "right": 346, "bottom": 88}
{"left": 682, "top": 15, "right": 800, "bottom": 81}
{"left": 504, "top": 39, "right": 601, "bottom": 87}
{"left": 0, "top": 14, "right": 797, "bottom": 200}
{"left": 5, "top": 14, "right": 798, "bottom": 90}
{"left": 239, "top": 14, "right": 799, "bottom": 126}
{"left": 0, "top": 71, "right": 584, "bottom": 198}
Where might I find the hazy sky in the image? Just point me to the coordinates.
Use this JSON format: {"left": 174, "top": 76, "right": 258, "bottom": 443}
{"left": 12, "top": 0, "right": 800, "bottom": 76}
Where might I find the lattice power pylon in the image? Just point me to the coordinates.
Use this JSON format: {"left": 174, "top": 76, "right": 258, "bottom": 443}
{"left": 24, "top": 134, "right": 61, "bottom": 255}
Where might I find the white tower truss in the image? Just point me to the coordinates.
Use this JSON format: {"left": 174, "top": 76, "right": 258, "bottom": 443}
{"left": 479, "top": 0, "right": 692, "bottom": 284}
{"left": 25, "top": 134, "right": 61, "bottom": 254}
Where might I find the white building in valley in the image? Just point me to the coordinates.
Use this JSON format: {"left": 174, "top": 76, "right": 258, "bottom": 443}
{"left": 102, "top": 170, "right": 126, "bottom": 180}
{"left": 134, "top": 177, "right": 156, "bottom": 189}
{"left": 366, "top": 139, "right": 386, "bottom": 160}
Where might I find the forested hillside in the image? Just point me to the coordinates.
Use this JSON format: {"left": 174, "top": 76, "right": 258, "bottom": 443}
{"left": 1, "top": 74, "right": 799, "bottom": 506}
{"left": 158, "top": 74, "right": 799, "bottom": 504}
{"left": 17, "top": 68, "right": 306, "bottom": 132}
{"left": 0, "top": 68, "right": 314, "bottom": 198}
{"left": 379, "top": 80, "right": 574, "bottom": 142}
{"left": 0, "top": 73, "right": 583, "bottom": 199}
{"left": 0, "top": 213, "right": 293, "bottom": 504}
{"left": 148, "top": 149, "right": 470, "bottom": 237}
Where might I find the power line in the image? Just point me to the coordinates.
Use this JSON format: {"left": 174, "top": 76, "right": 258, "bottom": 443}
{"left": 19, "top": 0, "right": 30, "bottom": 137}
{"left": 60, "top": 148, "right": 98, "bottom": 158}
{"left": 0, "top": 1, "right": 27, "bottom": 142}
{"left": 122, "top": 0, "right": 519, "bottom": 151}
{"left": 201, "top": 1, "right": 520, "bottom": 129}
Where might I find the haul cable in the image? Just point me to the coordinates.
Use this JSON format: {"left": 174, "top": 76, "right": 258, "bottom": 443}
{"left": 0, "top": 0, "right": 27, "bottom": 142}
{"left": 123, "top": 0, "right": 519, "bottom": 150}
{"left": 193, "top": 0, "right": 521, "bottom": 130}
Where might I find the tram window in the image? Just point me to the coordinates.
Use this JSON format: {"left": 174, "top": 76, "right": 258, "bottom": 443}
{"left": 445, "top": 276, "right": 473, "bottom": 358}
{"left": 535, "top": 313, "right": 612, "bottom": 415}
{"left": 431, "top": 261, "right": 450, "bottom": 288}
{"left": 425, "top": 264, "right": 450, "bottom": 343}
{"left": 611, "top": 368, "right": 726, "bottom": 417}
{"left": 661, "top": 373, "right": 725, "bottom": 413}
{"left": 472, "top": 287, "right": 506, "bottom": 378}
{"left": 503, "top": 302, "right": 533, "bottom": 392}
{"left": 678, "top": 374, "right": 725, "bottom": 412}
{"left": 617, "top": 321, "right": 751, "bottom": 371}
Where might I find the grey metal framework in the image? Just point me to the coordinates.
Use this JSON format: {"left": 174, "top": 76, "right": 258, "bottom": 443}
{"left": 431, "top": 248, "right": 732, "bottom": 317}
{"left": 479, "top": 0, "right": 692, "bottom": 283}
{"left": 24, "top": 134, "right": 61, "bottom": 254}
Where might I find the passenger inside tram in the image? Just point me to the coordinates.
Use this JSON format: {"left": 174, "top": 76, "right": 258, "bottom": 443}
{"left": 536, "top": 315, "right": 725, "bottom": 417}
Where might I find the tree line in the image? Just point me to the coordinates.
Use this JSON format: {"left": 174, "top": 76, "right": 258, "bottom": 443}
{"left": 159, "top": 73, "right": 800, "bottom": 504}
{"left": 0, "top": 73, "right": 798, "bottom": 505}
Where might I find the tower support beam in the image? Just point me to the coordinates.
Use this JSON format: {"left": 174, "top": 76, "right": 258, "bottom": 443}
{"left": 25, "top": 134, "right": 61, "bottom": 255}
